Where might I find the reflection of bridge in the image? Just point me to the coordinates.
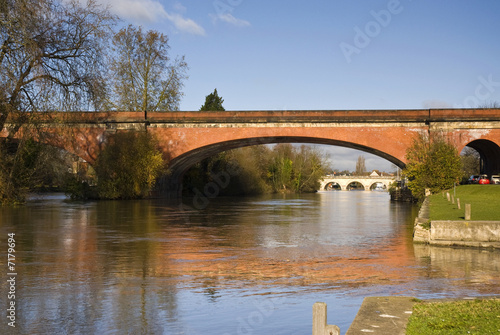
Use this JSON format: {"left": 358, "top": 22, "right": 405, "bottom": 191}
{"left": 319, "top": 176, "right": 396, "bottom": 191}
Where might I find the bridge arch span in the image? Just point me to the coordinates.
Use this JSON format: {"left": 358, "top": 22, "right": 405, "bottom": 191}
{"left": 324, "top": 182, "right": 341, "bottom": 190}
{"left": 368, "top": 181, "right": 390, "bottom": 190}
{"left": 346, "top": 181, "right": 365, "bottom": 190}
{"left": 164, "top": 135, "right": 405, "bottom": 196}
{"left": 462, "top": 139, "right": 500, "bottom": 176}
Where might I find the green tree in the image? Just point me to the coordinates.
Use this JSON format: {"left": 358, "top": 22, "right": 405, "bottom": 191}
{"left": 267, "top": 144, "right": 328, "bottom": 193}
{"left": 95, "top": 132, "right": 164, "bottom": 199}
{"left": 292, "top": 145, "right": 327, "bottom": 192}
{"left": 403, "top": 132, "right": 462, "bottom": 200}
{"left": 108, "top": 25, "right": 188, "bottom": 112}
{"left": 268, "top": 144, "right": 294, "bottom": 192}
{"left": 200, "top": 89, "right": 225, "bottom": 111}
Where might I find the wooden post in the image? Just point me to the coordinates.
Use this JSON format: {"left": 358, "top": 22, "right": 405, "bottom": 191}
{"left": 457, "top": 198, "right": 461, "bottom": 209}
{"left": 465, "top": 204, "right": 471, "bottom": 220}
{"left": 313, "top": 302, "right": 340, "bottom": 335}
{"left": 446, "top": 192, "right": 450, "bottom": 201}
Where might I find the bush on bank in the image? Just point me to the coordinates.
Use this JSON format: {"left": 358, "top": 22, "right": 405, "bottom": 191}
{"left": 1, "top": 138, "right": 72, "bottom": 204}
{"left": 403, "top": 133, "right": 462, "bottom": 201}
{"left": 67, "top": 131, "right": 165, "bottom": 200}
{"left": 95, "top": 132, "right": 165, "bottom": 199}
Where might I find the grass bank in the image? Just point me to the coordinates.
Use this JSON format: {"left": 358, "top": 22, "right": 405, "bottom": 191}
{"left": 429, "top": 185, "right": 500, "bottom": 221}
{"left": 406, "top": 298, "right": 500, "bottom": 335}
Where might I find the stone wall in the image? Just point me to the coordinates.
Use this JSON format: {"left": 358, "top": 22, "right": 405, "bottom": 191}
{"left": 413, "top": 198, "right": 500, "bottom": 249}
{"left": 431, "top": 221, "right": 500, "bottom": 242}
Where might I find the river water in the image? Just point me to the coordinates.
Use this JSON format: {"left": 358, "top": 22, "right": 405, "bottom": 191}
{"left": 1, "top": 191, "right": 499, "bottom": 334}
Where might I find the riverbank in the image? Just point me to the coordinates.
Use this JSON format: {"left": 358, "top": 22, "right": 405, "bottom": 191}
{"left": 413, "top": 185, "right": 500, "bottom": 248}
{"left": 341, "top": 296, "right": 500, "bottom": 335}
{"left": 430, "top": 185, "right": 500, "bottom": 220}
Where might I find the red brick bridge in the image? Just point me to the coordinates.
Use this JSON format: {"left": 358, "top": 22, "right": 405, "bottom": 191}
{"left": 2, "top": 109, "right": 500, "bottom": 196}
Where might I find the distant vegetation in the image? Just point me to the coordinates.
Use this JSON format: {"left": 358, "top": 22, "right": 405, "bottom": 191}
{"left": 183, "top": 144, "right": 329, "bottom": 196}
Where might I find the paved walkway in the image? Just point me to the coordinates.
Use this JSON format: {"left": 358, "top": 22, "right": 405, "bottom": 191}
{"left": 345, "top": 296, "right": 417, "bottom": 335}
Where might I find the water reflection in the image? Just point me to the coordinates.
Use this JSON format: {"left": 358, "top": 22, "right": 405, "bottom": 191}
{"left": 413, "top": 244, "right": 500, "bottom": 297}
{"left": 0, "top": 192, "right": 499, "bottom": 334}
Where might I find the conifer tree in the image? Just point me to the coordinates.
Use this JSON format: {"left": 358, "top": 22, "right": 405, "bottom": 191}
{"left": 200, "top": 89, "right": 225, "bottom": 111}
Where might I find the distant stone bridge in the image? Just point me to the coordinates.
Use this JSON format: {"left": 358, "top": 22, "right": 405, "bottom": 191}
{"left": 320, "top": 176, "right": 396, "bottom": 191}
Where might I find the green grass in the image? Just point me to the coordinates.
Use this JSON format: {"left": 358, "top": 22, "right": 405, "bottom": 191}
{"left": 429, "top": 185, "right": 500, "bottom": 221}
{"left": 406, "top": 299, "right": 500, "bottom": 335}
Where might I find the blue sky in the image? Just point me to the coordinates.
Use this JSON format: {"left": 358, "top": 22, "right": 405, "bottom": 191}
{"left": 93, "top": 0, "right": 500, "bottom": 171}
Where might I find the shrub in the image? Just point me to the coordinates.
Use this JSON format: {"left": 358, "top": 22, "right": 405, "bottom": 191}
{"left": 95, "top": 132, "right": 165, "bottom": 199}
{"left": 404, "top": 133, "right": 462, "bottom": 200}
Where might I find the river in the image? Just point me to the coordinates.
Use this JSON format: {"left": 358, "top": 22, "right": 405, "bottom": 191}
{"left": 1, "top": 191, "right": 499, "bottom": 334}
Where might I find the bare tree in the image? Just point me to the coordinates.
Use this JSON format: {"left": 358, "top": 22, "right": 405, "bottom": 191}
{"left": 0, "top": 0, "right": 115, "bottom": 133}
{"left": 477, "top": 101, "right": 500, "bottom": 108}
{"left": 355, "top": 155, "right": 366, "bottom": 175}
{"left": 107, "top": 25, "right": 188, "bottom": 112}
{"left": 0, "top": 0, "right": 115, "bottom": 203}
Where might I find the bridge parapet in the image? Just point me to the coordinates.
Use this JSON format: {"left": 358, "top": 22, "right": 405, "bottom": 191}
{"left": 6, "top": 108, "right": 499, "bottom": 124}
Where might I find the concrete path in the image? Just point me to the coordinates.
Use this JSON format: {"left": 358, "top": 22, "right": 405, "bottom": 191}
{"left": 345, "top": 296, "right": 417, "bottom": 335}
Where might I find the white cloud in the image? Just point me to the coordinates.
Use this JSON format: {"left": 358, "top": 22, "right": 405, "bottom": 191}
{"left": 210, "top": 13, "right": 250, "bottom": 27}
{"left": 165, "top": 12, "right": 206, "bottom": 36}
{"left": 101, "top": 0, "right": 166, "bottom": 22}
{"left": 92, "top": 0, "right": 205, "bottom": 35}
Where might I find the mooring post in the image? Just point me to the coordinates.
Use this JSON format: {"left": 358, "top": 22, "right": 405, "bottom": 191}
{"left": 312, "top": 302, "right": 340, "bottom": 335}
{"left": 465, "top": 204, "right": 471, "bottom": 220}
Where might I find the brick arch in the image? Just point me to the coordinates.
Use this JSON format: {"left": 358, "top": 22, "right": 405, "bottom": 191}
{"left": 164, "top": 136, "right": 406, "bottom": 197}
{"left": 2, "top": 109, "right": 499, "bottom": 197}
{"left": 447, "top": 127, "right": 500, "bottom": 176}
{"left": 463, "top": 139, "right": 500, "bottom": 176}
